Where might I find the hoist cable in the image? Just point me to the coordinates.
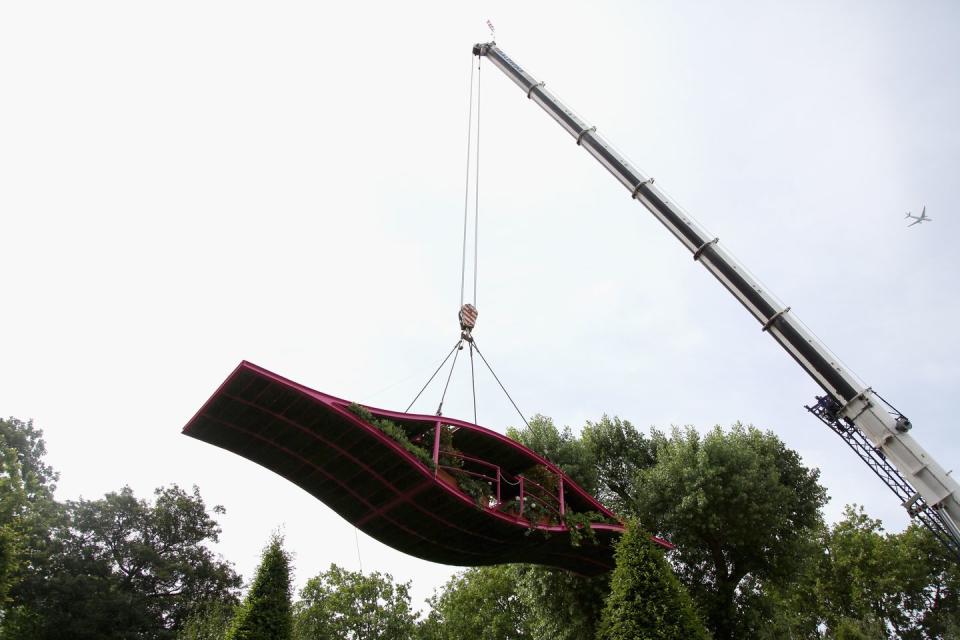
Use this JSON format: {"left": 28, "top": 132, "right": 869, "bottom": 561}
{"left": 472, "top": 57, "right": 481, "bottom": 306}
{"left": 436, "top": 341, "right": 464, "bottom": 416}
{"left": 471, "top": 340, "right": 530, "bottom": 429}
{"left": 406, "top": 340, "right": 462, "bottom": 413}
{"left": 459, "top": 55, "right": 476, "bottom": 309}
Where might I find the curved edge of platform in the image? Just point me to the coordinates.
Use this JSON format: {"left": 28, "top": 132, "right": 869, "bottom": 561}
{"left": 183, "top": 361, "right": 661, "bottom": 574}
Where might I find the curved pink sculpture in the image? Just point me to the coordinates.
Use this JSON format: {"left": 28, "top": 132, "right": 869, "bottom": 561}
{"left": 183, "top": 361, "right": 652, "bottom": 575}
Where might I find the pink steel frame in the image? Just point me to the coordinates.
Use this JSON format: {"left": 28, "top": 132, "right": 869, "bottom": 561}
{"left": 189, "top": 361, "right": 622, "bottom": 534}
{"left": 184, "top": 361, "right": 674, "bottom": 569}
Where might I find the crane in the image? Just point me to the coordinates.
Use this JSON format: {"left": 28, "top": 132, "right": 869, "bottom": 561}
{"left": 472, "top": 41, "right": 960, "bottom": 559}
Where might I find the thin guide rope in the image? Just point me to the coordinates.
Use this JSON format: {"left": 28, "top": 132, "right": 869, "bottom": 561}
{"left": 469, "top": 342, "right": 477, "bottom": 424}
{"left": 354, "top": 527, "right": 363, "bottom": 574}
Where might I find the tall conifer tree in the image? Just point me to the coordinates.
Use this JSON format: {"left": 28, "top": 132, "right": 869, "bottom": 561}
{"left": 227, "top": 534, "right": 292, "bottom": 640}
{"left": 598, "top": 521, "right": 709, "bottom": 640}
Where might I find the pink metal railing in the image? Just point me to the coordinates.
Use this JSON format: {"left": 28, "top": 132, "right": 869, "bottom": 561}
{"left": 430, "top": 421, "right": 568, "bottom": 524}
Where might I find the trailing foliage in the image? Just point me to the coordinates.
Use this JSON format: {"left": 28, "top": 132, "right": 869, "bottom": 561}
{"left": 454, "top": 473, "right": 494, "bottom": 507}
{"left": 346, "top": 403, "right": 435, "bottom": 469}
{"left": 562, "top": 511, "right": 614, "bottom": 547}
{"left": 226, "top": 534, "right": 292, "bottom": 640}
{"left": 597, "top": 520, "right": 710, "bottom": 640}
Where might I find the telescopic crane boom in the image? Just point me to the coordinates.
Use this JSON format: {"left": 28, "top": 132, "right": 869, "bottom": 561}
{"left": 473, "top": 41, "right": 960, "bottom": 558}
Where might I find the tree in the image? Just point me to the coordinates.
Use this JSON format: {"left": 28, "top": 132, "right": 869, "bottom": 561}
{"left": 0, "top": 418, "right": 58, "bottom": 497}
{"left": 815, "top": 505, "right": 960, "bottom": 639}
{"left": 580, "top": 416, "right": 654, "bottom": 514}
{"left": 631, "top": 424, "right": 827, "bottom": 640}
{"left": 0, "top": 418, "right": 63, "bottom": 632}
{"left": 2, "top": 484, "right": 241, "bottom": 639}
{"left": 597, "top": 520, "right": 709, "bottom": 640}
{"left": 227, "top": 534, "right": 292, "bottom": 640}
{"left": 294, "top": 564, "right": 417, "bottom": 640}
{"left": 420, "top": 565, "right": 531, "bottom": 640}
{"left": 0, "top": 444, "right": 27, "bottom": 606}
{"left": 178, "top": 600, "right": 237, "bottom": 640}
{"left": 516, "top": 566, "right": 610, "bottom": 640}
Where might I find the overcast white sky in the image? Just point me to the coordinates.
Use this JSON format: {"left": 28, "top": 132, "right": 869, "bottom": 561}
{"left": 3, "top": 0, "right": 959, "bottom": 609}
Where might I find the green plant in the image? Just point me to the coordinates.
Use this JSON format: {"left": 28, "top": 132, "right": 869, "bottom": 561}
{"left": 454, "top": 474, "right": 493, "bottom": 508}
{"left": 522, "top": 464, "right": 559, "bottom": 499}
{"left": 347, "top": 403, "right": 435, "bottom": 469}
{"left": 598, "top": 521, "right": 709, "bottom": 640}
{"left": 562, "top": 511, "right": 614, "bottom": 547}
{"left": 226, "top": 534, "right": 292, "bottom": 640}
{"left": 437, "top": 425, "right": 463, "bottom": 470}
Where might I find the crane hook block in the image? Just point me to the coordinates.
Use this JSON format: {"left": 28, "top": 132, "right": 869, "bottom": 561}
{"left": 459, "top": 304, "right": 478, "bottom": 341}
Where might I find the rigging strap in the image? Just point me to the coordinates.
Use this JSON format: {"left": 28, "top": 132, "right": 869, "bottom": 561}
{"left": 472, "top": 340, "right": 530, "bottom": 429}
{"left": 436, "top": 340, "right": 464, "bottom": 416}
{"left": 406, "top": 340, "right": 462, "bottom": 413}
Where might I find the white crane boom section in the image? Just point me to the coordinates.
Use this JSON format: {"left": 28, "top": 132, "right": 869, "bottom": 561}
{"left": 474, "top": 41, "right": 960, "bottom": 555}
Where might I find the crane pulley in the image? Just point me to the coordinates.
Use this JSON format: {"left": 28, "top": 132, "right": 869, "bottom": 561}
{"left": 473, "top": 40, "right": 960, "bottom": 560}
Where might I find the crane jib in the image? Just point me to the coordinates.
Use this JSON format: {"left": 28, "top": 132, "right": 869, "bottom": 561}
{"left": 474, "top": 41, "right": 960, "bottom": 559}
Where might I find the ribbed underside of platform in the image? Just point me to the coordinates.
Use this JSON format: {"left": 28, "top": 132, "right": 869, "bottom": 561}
{"left": 183, "top": 361, "right": 623, "bottom": 575}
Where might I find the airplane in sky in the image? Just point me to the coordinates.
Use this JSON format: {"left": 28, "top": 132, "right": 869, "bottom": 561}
{"left": 905, "top": 206, "right": 932, "bottom": 227}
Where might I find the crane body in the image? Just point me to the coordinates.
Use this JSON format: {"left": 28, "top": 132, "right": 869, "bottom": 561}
{"left": 473, "top": 41, "right": 960, "bottom": 556}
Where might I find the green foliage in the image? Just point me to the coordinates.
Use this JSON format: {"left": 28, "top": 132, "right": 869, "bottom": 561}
{"left": 347, "top": 403, "right": 435, "bottom": 469}
{"left": 633, "top": 424, "right": 827, "bottom": 640}
{"left": 422, "top": 564, "right": 609, "bottom": 640}
{"left": 515, "top": 565, "right": 610, "bottom": 640}
{"left": 0, "top": 418, "right": 58, "bottom": 498}
{"left": 227, "top": 534, "right": 292, "bottom": 640}
{"left": 562, "top": 511, "right": 614, "bottom": 547}
{"left": 2, "top": 483, "right": 241, "bottom": 639}
{"left": 508, "top": 415, "right": 597, "bottom": 493}
{"left": 421, "top": 565, "right": 531, "bottom": 640}
{"left": 437, "top": 425, "right": 461, "bottom": 470}
{"left": 832, "top": 616, "right": 889, "bottom": 640}
{"left": 597, "top": 520, "right": 710, "bottom": 640}
{"left": 0, "top": 418, "right": 60, "bottom": 612}
{"left": 581, "top": 415, "right": 655, "bottom": 513}
{"left": 814, "top": 505, "right": 960, "bottom": 639}
{"left": 178, "top": 600, "right": 236, "bottom": 640}
{"left": 294, "top": 564, "right": 417, "bottom": 640}
{"left": 0, "top": 445, "right": 27, "bottom": 606}
{"left": 454, "top": 473, "right": 494, "bottom": 507}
